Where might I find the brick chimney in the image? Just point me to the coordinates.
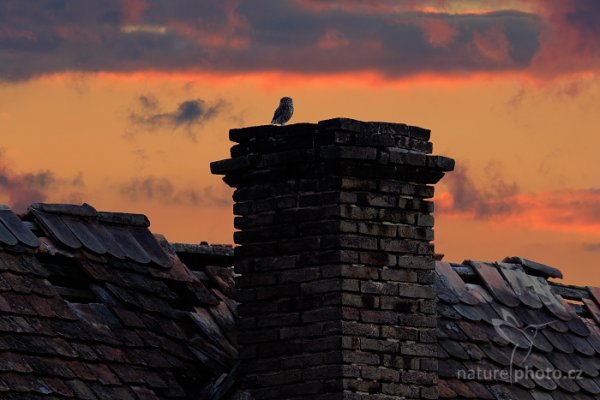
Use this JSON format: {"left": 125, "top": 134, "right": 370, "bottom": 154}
{"left": 211, "top": 118, "right": 454, "bottom": 400}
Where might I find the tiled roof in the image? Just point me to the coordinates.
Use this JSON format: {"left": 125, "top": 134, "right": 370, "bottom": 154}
{"left": 0, "top": 203, "right": 240, "bottom": 400}
{"left": 436, "top": 258, "right": 600, "bottom": 400}
{"left": 3, "top": 201, "right": 599, "bottom": 400}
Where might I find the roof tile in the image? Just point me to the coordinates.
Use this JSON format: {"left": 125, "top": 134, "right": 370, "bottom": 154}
{"left": 471, "top": 261, "right": 520, "bottom": 307}
{"left": 497, "top": 262, "right": 543, "bottom": 309}
{"left": 62, "top": 216, "right": 108, "bottom": 255}
{"left": 0, "top": 207, "right": 40, "bottom": 248}
{"left": 530, "top": 277, "right": 572, "bottom": 321}
{"left": 31, "top": 210, "right": 82, "bottom": 250}
{"left": 437, "top": 262, "right": 479, "bottom": 304}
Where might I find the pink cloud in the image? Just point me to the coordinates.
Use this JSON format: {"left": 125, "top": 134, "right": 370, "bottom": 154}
{"left": 531, "top": 0, "right": 600, "bottom": 76}
{"left": 472, "top": 25, "right": 511, "bottom": 64}
{"left": 437, "top": 163, "right": 600, "bottom": 236}
{"left": 121, "top": 0, "right": 148, "bottom": 23}
{"left": 417, "top": 18, "right": 459, "bottom": 48}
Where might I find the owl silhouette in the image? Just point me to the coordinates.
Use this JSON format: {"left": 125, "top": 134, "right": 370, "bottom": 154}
{"left": 271, "top": 97, "right": 294, "bottom": 126}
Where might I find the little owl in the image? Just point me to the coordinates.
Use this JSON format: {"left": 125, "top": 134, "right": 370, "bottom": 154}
{"left": 271, "top": 97, "right": 294, "bottom": 126}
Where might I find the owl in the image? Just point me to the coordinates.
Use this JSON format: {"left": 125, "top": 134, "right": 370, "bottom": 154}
{"left": 271, "top": 97, "right": 294, "bottom": 126}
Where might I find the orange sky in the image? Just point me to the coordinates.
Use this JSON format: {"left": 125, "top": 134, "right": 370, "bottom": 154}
{"left": 0, "top": 0, "right": 599, "bottom": 285}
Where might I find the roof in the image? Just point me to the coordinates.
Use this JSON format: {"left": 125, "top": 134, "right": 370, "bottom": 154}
{"left": 436, "top": 257, "right": 600, "bottom": 400}
{"left": 0, "top": 203, "right": 239, "bottom": 400}
{"left": 2, "top": 201, "right": 599, "bottom": 400}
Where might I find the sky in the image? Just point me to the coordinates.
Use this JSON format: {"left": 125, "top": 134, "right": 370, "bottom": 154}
{"left": 0, "top": 0, "right": 599, "bottom": 285}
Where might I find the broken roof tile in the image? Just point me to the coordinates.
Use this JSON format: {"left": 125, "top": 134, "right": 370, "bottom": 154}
{"left": 496, "top": 262, "right": 543, "bottom": 309}
{"left": 589, "top": 286, "right": 600, "bottom": 308}
{"left": 436, "top": 268, "right": 460, "bottom": 304}
{"left": 583, "top": 298, "right": 600, "bottom": 325}
{"left": 97, "top": 211, "right": 149, "bottom": 227}
{"left": 470, "top": 261, "right": 520, "bottom": 307}
{"left": 503, "top": 256, "right": 563, "bottom": 279}
{"left": 530, "top": 277, "right": 573, "bottom": 321}
{"left": 436, "top": 261, "right": 479, "bottom": 305}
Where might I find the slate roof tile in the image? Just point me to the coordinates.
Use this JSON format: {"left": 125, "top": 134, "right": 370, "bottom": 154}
{"left": 471, "top": 261, "right": 520, "bottom": 307}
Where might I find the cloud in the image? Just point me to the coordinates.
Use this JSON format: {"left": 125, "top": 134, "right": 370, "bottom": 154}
{"left": 582, "top": 243, "right": 600, "bottom": 252}
{"left": 0, "top": 1, "right": 544, "bottom": 81}
{"left": 128, "top": 95, "right": 226, "bottom": 139}
{"left": 119, "top": 176, "right": 231, "bottom": 207}
{"left": 0, "top": 149, "right": 84, "bottom": 212}
{"left": 531, "top": 0, "right": 600, "bottom": 76}
{"left": 438, "top": 162, "right": 520, "bottom": 217}
{"left": 438, "top": 164, "right": 600, "bottom": 236}
{"left": 2, "top": 1, "right": 600, "bottom": 81}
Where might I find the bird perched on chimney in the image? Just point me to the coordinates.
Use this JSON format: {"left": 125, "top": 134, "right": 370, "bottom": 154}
{"left": 271, "top": 97, "right": 294, "bottom": 126}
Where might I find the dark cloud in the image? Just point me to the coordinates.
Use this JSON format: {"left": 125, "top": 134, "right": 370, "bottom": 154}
{"left": 0, "top": 149, "right": 84, "bottom": 212}
{"left": 439, "top": 162, "right": 520, "bottom": 218}
{"left": 129, "top": 95, "right": 226, "bottom": 139}
{"left": 583, "top": 243, "right": 600, "bottom": 252}
{"left": 120, "top": 176, "right": 231, "bottom": 207}
{"left": 531, "top": 0, "right": 600, "bottom": 75}
{"left": 0, "top": 0, "right": 548, "bottom": 81}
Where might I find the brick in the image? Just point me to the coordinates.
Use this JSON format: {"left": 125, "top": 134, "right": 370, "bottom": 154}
{"left": 380, "top": 297, "right": 418, "bottom": 312}
{"left": 360, "top": 310, "right": 397, "bottom": 324}
{"left": 379, "top": 238, "right": 419, "bottom": 253}
{"left": 339, "top": 205, "right": 378, "bottom": 220}
{"left": 398, "top": 314, "right": 437, "bottom": 328}
{"left": 356, "top": 193, "right": 397, "bottom": 208}
{"left": 342, "top": 350, "right": 380, "bottom": 365}
{"left": 360, "top": 281, "right": 397, "bottom": 296}
{"left": 421, "top": 386, "right": 438, "bottom": 399}
{"left": 360, "top": 338, "right": 399, "bottom": 353}
{"left": 276, "top": 267, "right": 321, "bottom": 283}
{"left": 401, "top": 371, "right": 437, "bottom": 385}
{"left": 302, "top": 307, "right": 342, "bottom": 323}
{"left": 360, "top": 366, "right": 400, "bottom": 382}
{"left": 381, "top": 382, "right": 417, "bottom": 397}
{"left": 339, "top": 178, "right": 377, "bottom": 190}
{"left": 381, "top": 267, "right": 417, "bottom": 282}
{"left": 359, "top": 251, "right": 396, "bottom": 266}
{"left": 397, "top": 282, "right": 435, "bottom": 299}
{"left": 357, "top": 222, "right": 397, "bottom": 237}
{"left": 419, "top": 358, "right": 438, "bottom": 371}
{"left": 400, "top": 343, "right": 437, "bottom": 357}
{"left": 342, "top": 293, "right": 379, "bottom": 309}
{"left": 301, "top": 279, "right": 342, "bottom": 294}
{"left": 381, "top": 325, "right": 420, "bottom": 341}
{"left": 397, "top": 256, "right": 433, "bottom": 270}
{"left": 340, "top": 265, "right": 379, "bottom": 280}
{"left": 341, "top": 321, "right": 380, "bottom": 337}
{"left": 320, "top": 145, "right": 377, "bottom": 160}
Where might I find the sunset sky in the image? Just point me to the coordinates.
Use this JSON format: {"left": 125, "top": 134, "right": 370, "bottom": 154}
{"left": 0, "top": 0, "right": 599, "bottom": 285}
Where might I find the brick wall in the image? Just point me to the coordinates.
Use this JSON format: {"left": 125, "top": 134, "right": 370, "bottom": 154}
{"left": 211, "top": 118, "right": 454, "bottom": 400}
